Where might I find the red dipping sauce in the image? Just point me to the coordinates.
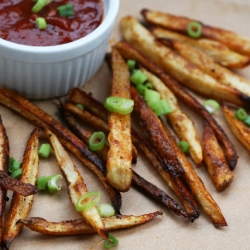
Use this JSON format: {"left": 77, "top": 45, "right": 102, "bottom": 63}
{"left": 0, "top": 0, "right": 103, "bottom": 46}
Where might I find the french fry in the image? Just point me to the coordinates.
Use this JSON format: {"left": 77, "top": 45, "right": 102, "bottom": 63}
{"left": 202, "top": 121, "right": 234, "bottom": 191}
{"left": 140, "top": 67, "right": 203, "bottom": 165}
{"left": 3, "top": 127, "right": 40, "bottom": 249}
{"left": 163, "top": 123, "right": 227, "bottom": 227}
{"left": 43, "top": 128, "right": 108, "bottom": 238}
{"left": 130, "top": 85, "right": 184, "bottom": 177}
{"left": 120, "top": 16, "right": 250, "bottom": 107}
{"left": 17, "top": 211, "right": 163, "bottom": 236}
{"left": 151, "top": 27, "right": 250, "bottom": 69}
{"left": 0, "top": 88, "right": 122, "bottom": 213}
{"left": 222, "top": 104, "right": 250, "bottom": 153}
{"left": 114, "top": 41, "right": 238, "bottom": 170}
{"left": 141, "top": 9, "right": 250, "bottom": 56}
{"left": 159, "top": 38, "right": 250, "bottom": 97}
{"left": 0, "top": 116, "right": 9, "bottom": 245}
{"left": 106, "top": 48, "right": 133, "bottom": 192}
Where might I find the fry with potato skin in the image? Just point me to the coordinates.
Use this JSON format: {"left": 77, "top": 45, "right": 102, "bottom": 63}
{"left": 17, "top": 211, "right": 163, "bottom": 236}
{"left": 3, "top": 127, "right": 40, "bottom": 249}
{"left": 106, "top": 48, "right": 133, "bottom": 192}
{"left": 0, "top": 88, "right": 122, "bottom": 213}
{"left": 151, "top": 27, "right": 250, "bottom": 69}
{"left": 0, "top": 116, "right": 9, "bottom": 245}
{"left": 114, "top": 41, "right": 238, "bottom": 170}
{"left": 140, "top": 67, "right": 202, "bottom": 165}
{"left": 43, "top": 128, "right": 108, "bottom": 238}
{"left": 120, "top": 16, "right": 250, "bottom": 108}
{"left": 141, "top": 9, "right": 250, "bottom": 56}
{"left": 202, "top": 121, "right": 234, "bottom": 191}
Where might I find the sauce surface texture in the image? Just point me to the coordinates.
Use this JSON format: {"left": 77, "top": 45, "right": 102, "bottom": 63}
{"left": 0, "top": 0, "right": 103, "bottom": 46}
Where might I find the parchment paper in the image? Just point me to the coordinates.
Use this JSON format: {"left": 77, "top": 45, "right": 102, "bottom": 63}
{"left": 1, "top": 0, "right": 250, "bottom": 249}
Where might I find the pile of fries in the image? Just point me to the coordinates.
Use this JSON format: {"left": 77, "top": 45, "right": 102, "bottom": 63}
{"left": 1, "top": 8, "right": 250, "bottom": 249}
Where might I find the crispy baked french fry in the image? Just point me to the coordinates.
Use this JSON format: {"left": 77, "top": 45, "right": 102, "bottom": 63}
{"left": 202, "top": 121, "right": 234, "bottom": 191}
{"left": 43, "top": 128, "right": 108, "bottom": 238}
{"left": 3, "top": 127, "right": 40, "bottom": 249}
{"left": 114, "top": 41, "right": 238, "bottom": 170}
{"left": 0, "top": 88, "right": 122, "bottom": 213}
{"left": 151, "top": 27, "right": 250, "bottom": 69}
{"left": 120, "top": 16, "right": 250, "bottom": 107}
{"left": 17, "top": 211, "right": 163, "bottom": 236}
{"left": 222, "top": 104, "right": 250, "bottom": 153}
{"left": 130, "top": 85, "right": 184, "bottom": 177}
{"left": 141, "top": 9, "right": 250, "bottom": 56}
{"left": 0, "top": 116, "right": 9, "bottom": 245}
{"left": 106, "top": 48, "right": 133, "bottom": 192}
{"left": 159, "top": 38, "right": 250, "bottom": 97}
{"left": 163, "top": 124, "right": 227, "bottom": 227}
{"left": 140, "top": 67, "right": 203, "bottom": 165}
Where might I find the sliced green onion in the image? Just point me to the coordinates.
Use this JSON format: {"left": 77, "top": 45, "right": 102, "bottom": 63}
{"left": 104, "top": 96, "right": 134, "bottom": 115}
{"left": 11, "top": 169, "right": 22, "bottom": 179}
{"left": 47, "top": 174, "right": 63, "bottom": 194}
{"left": 127, "top": 60, "right": 136, "bottom": 71}
{"left": 178, "top": 141, "right": 189, "bottom": 153}
{"left": 38, "top": 143, "right": 52, "bottom": 158}
{"left": 187, "top": 21, "right": 202, "bottom": 39}
{"left": 144, "top": 89, "right": 161, "bottom": 104}
{"left": 136, "top": 84, "right": 146, "bottom": 95}
{"left": 89, "top": 132, "right": 106, "bottom": 151}
{"left": 8, "top": 157, "right": 22, "bottom": 173}
{"left": 36, "top": 176, "right": 48, "bottom": 190}
{"left": 202, "top": 99, "right": 220, "bottom": 114}
{"left": 244, "top": 116, "right": 250, "bottom": 127}
{"left": 76, "top": 103, "right": 84, "bottom": 110}
{"left": 76, "top": 191, "right": 100, "bottom": 212}
{"left": 97, "top": 203, "right": 115, "bottom": 218}
{"left": 35, "top": 17, "right": 47, "bottom": 30}
{"left": 144, "top": 82, "right": 153, "bottom": 89}
{"left": 149, "top": 99, "right": 173, "bottom": 116}
{"left": 104, "top": 233, "right": 119, "bottom": 249}
{"left": 235, "top": 108, "right": 248, "bottom": 121}
{"left": 32, "top": 0, "right": 51, "bottom": 13}
{"left": 130, "top": 70, "right": 148, "bottom": 85}
{"left": 57, "top": 3, "right": 74, "bottom": 17}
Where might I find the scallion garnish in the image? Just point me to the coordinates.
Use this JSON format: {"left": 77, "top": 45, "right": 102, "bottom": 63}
{"left": 35, "top": 17, "right": 47, "bottom": 30}
{"left": 97, "top": 203, "right": 115, "bottom": 218}
{"left": 47, "top": 174, "right": 63, "bottom": 194}
{"left": 235, "top": 108, "right": 248, "bottom": 121}
{"left": 89, "top": 132, "right": 106, "bottom": 151}
{"left": 130, "top": 70, "right": 148, "bottom": 85}
{"left": 76, "top": 191, "right": 100, "bottom": 212}
{"left": 8, "top": 157, "right": 22, "bottom": 174}
{"left": 104, "top": 96, "right": 134, "bottom": 115}
{"left": 187, "top": 21, "right": 202, "bottom": 39}
{"left": 104, "top": 233, "right": 119, "bottom": 249}
{"left": 76, "top": 103, "right": 84, "bottom": 110}
{"left": 57, "top": 3, "right": 74, "bottom": 17}
{"left": 38, "top": 143, "right": 52, "bottom": 158}
{"left": 202, "top": 99, "right": 220, "bottom": 114}
{"left": 36, "top": 176, "right": 48, "bottom": 190}
{"left": 178, "top": 141, "right": 189, "bottom": 153}
{"left": 127, "top": 60, "right": 136, "bottom": 71}
{"left": 149, "top": 99, "right": 173, "bottom": 116}
{"left": 32, "top": 0, "right": 51, "bottom": 13}
{"left": 144, "top": 89, "right": 161, "bottom": 104}
{"left": 11, "top": 168, "right": 23, "bottom": 179}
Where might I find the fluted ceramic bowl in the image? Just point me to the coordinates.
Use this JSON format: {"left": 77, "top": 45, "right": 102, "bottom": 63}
{"left": 0, "top": 0, "right": 119, "bottom": 99}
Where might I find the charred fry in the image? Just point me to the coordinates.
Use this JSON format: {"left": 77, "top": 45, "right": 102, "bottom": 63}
{"left": 202, "top": 121, "right": 234, "bottom": 191}
{"left": 141, "top": 9, "right": 250, "bottom": 56}
{"left": 151, "top": 27, "right": 250, "bottom": 69}
{"left": 43, "top": 128, "right": 108, "bottom": 238}
{"left": 3, "top": 127, "right": 40, "bottom": 249}
{"left": 17, "top": 211, "right": 163, "bottom": 236}
{"left": 114, "top": 41, "right": 238, "bottom": 170}
{"left": 120, "top": 16, "right": 250, "bottom": 107}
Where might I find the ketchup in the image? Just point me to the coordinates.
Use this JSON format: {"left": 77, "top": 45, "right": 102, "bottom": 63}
{"left": 0, "top": 0, "right": 103, "bottom": 46}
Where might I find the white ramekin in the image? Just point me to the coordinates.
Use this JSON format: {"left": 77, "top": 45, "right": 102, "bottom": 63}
{"left": 0, "top": 0, "right": 119, "bottom": 99}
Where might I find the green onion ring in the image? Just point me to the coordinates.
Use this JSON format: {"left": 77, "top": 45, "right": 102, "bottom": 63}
{"left": 89, "top": 132, "right": 106, "bottom": 151}
{"left": 104, "top": 233, "right": 119, "bottom": 249}
{"left": 104, "top": 96, "right": 134, "bottom": 115}
{"left": 76, "top": 191, "right": 100, "bottom": 212}
{"left": 187, "top": 21, "right": 202, "bottom": 39}
{"left": 235, "top": 108, "right": 248, "bottom": 121}
{"left": 202, "top": 99, "right": 220, "bottom": 114}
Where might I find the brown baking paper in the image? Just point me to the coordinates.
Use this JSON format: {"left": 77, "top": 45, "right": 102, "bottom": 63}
{"left": 1, "top": 0, "right": 250, "bottom": 249}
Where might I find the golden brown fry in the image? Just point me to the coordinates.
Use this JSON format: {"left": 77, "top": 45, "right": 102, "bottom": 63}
{"left": 141, "top": 9, "right": 250, "bottom": 56}
{"left": 163, "top": 124, "right": 227, "bottom": 227}
{"left": 18, "top": 211, "right": 163, "bottom": 236}
{"left": 120, "top": 16, "right": 250, "bottom": 107}
{"left": 3, "top": 127, "right": 40, "bottom": 249}
{"left": 0, "top": 88, "right": 122, "bottom": 213}
{"left": 159, "top": 38, "right": 250, "bottom": 97}
{"left": 202, "top": 121, "right": 234, "bottom": 191}
{"left": 130, "top": 85, "right": 184, "bottom": 177}
{"left": 106, "top": 48, "right": 133, "bottom": 192}
{"left": 43, "top": 128, "right": 108, "bottom": 238}
{"left": 0, "top": 116, "right": 9, "bottom": 245}
{"left": 0, "top": 170, "right": 39, "bottom": 196}
{"left": 114, "top": 41, "right": 238, "bottom": 170}
{"left": 222, "top": 104, "right": 250, "bottom": 153}
{"left": 151, "top": 27, "right": 250, "bottom": 69}
{"left": 140, "top": 67, "right": 202, "bottom": 165}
